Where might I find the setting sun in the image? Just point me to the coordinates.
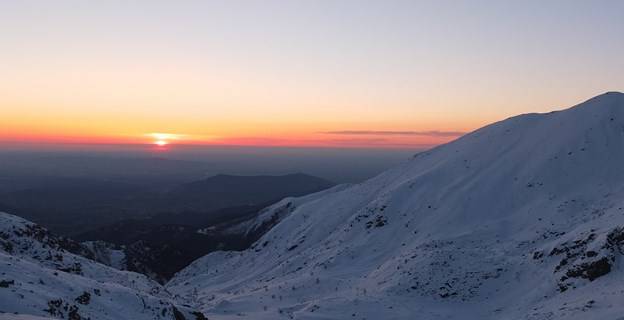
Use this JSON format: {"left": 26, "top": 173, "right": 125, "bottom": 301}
{"left": 148, "top": 133, "right": 181, "bottom": 147}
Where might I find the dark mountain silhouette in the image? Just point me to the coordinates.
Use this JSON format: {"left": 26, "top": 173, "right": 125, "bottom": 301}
{"left": 160, "top": 173, "right": 334, "bottom": 212}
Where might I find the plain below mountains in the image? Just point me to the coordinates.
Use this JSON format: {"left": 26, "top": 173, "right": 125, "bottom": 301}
{"left": 160, "top": 173, "right": 334, "bottom": 213}
{"left": 0, "top": 173, "right": 334, "bottom": 235}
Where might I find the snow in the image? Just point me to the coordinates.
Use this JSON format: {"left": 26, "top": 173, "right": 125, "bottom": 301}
{"left": 0, "top": 212, "right": 206, "bottom": 319}
{"left": 2, "top": 92, "right": 624, "bottom": 319}
{"left": 0, "top": 212, "right": 161, "bottom": 295}
{"left": 166, "top": 92, "right": 624, "bottom": 319}
{"left": 225, "top": 184, "right": 353, "bottom": 237}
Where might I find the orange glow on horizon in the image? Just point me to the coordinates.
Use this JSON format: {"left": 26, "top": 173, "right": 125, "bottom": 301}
{"left": 0, "top": 118, "right": 474, "bottom": 149}
{"left": 2, "top": 2, "right": 621, "bottom": 152}
{"left": 0, "top": 129, "right": 466, "bottom": 149}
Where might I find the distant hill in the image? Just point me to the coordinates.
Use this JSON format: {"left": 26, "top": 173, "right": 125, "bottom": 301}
{"left": 160, "top": 173, "right": 335, "bottom": 212}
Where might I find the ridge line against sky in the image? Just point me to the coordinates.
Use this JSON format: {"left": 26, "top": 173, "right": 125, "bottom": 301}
{"left": 1, "top": 0, "right": 623, "bottom": 149}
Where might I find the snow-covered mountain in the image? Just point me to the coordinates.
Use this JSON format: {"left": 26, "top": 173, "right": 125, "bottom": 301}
{"left": 166, "top": 92, "right": 624, "bottom": 319}
{"left": 0, "top": 212, "right": 207, "bottom": 319}
{"left": 3, "top": 92, "right": 624, "bottom": 320}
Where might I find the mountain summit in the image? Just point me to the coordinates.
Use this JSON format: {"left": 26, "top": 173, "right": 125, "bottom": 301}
{"left": 166, "top": 92, "right": 624, "bottom": 319}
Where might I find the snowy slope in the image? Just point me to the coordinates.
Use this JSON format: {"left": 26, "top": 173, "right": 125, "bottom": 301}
{"left": 167, "top": 92, "right": 624, "bottom": 319}
{"left": 216, "top": 184, "right": 353, "bottom": 238}
{"left": 0, "top": 212, "right": 206, "bottom": 320}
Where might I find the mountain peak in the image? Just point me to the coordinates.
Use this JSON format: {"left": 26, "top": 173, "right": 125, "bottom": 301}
{"left": 578, "top": 90, "right": 624, "bottom": 107}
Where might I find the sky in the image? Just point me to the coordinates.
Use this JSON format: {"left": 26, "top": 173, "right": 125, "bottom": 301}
{"left": 1, "top": 0, "right": 623, "bottom": 149}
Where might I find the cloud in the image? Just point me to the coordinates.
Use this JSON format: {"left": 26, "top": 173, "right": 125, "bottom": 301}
{"left": 321, "top": 130, "right": 465, "bottom": 137}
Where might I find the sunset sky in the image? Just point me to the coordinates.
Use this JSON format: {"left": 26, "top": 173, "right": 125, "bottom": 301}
{"left": 1, "top": 0, "right": 623, "bottom": 148}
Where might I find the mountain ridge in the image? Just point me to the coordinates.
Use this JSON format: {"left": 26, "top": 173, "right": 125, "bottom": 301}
{"left": 166, "top": 92, "right": 624, "bottom": 319}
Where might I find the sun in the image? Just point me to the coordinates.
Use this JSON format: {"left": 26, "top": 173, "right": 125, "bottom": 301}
{"left": 148, "top": 133, "right": 181, "bottom": 147}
